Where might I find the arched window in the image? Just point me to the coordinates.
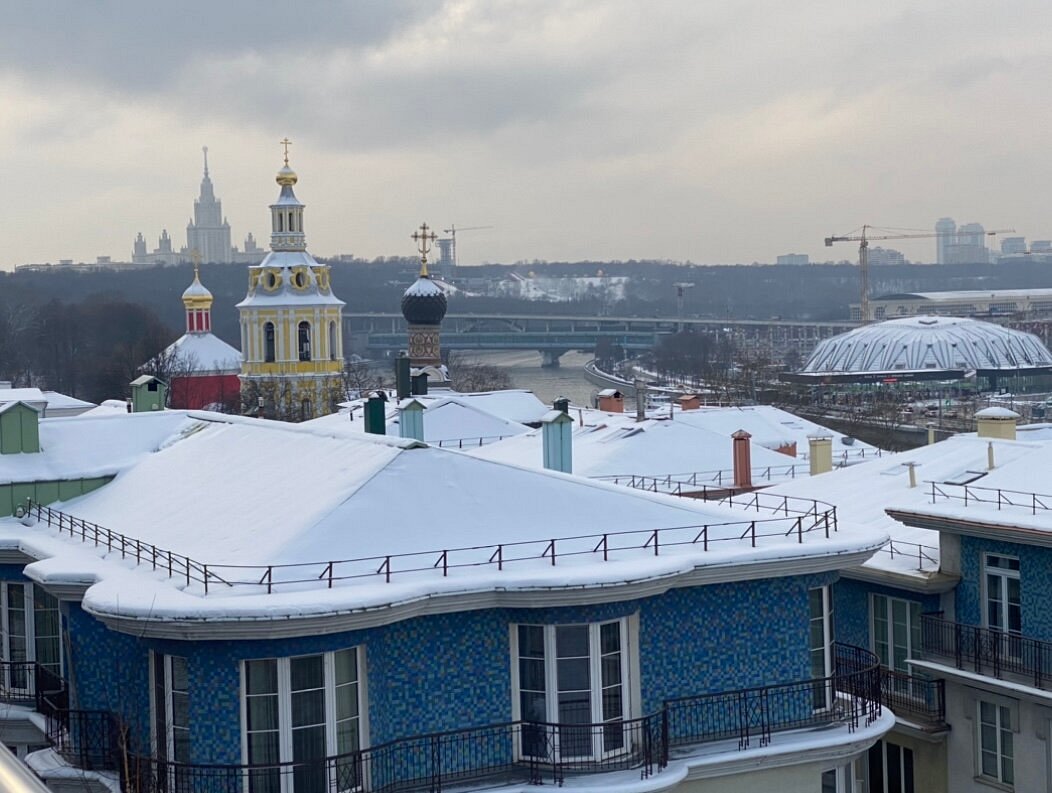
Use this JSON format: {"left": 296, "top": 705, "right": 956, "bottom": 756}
{"left": 329, "top": 321, "right": 337, "bottom": 361}
{"left": 289, "top": 212, "right": 295, "bottom": 232}
{"left": 298, "top": 321, "right": 312, "bottom": 361}
{"left": 264, "top": 322, "right": 276, "bottom": 363}
{"left": 277, "top": 213, "right": 284, "bottom": 232}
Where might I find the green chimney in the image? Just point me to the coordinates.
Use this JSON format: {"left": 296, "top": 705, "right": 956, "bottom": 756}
{"left": 130, "top": 375, "right": 168, "bottom": 413}
{"left": 0, "top": 402, "right": 40, "bottom": 455}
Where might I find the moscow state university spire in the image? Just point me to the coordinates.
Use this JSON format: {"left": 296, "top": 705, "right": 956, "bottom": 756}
{"left": 236, "top": 140, "right": 345, "bottom": 421}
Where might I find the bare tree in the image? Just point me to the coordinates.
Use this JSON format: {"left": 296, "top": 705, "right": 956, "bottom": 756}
{"left": 449, "top": 352, "right": 512, "bottom": 392}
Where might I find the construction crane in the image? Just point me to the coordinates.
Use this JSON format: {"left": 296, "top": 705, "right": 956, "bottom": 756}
{"left": 443, "top": 224, "right": 494, "bottom": 267}
{"left": 825, "top": 225, "right": 1014, "bottom": 324}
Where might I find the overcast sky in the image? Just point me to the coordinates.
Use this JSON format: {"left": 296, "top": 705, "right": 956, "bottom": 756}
{"left": 4, "top": 0, "right": 1051, "bottom": 268}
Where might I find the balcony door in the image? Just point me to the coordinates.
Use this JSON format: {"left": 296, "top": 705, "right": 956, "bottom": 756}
{"left": 514, "top": 620, "right": 630, "bottom": 763}
{"left": 983, "top": 555, "right": 1021, "bottom": 661}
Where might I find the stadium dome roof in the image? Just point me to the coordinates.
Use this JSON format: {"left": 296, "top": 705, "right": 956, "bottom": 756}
{"left": 789, "top": 315, "right": 1052, "bottom": 383}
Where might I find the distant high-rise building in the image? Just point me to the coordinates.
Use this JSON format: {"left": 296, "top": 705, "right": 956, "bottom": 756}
{"left": 867, "top": 247, "right": 906, "bottom": 266}
{"left": 776, "top": 253, "right": 809, "bottom": 265}
{"left": 186, "top": 147, "right": 233, "bottom": 264}
{"left": 132, "top": 147, "right": 256, "bottom": 266}
{"left": 935, "top": 217, "right": 956, "bottom": 264}
{"left": 1033, "top": 240, "right": 1052, "bottom": 253}
{"left": 1001, "top": 237, "right": 1027, "bottom": 255}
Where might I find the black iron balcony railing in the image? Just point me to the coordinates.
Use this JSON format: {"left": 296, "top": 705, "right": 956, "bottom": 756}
{"left": 0, "top": 661, "right": 68, "bottom": 719}
{"left": 90, "top": 644, "right": 879, "bottom": 793}
{"left": 879, "top": 668, "right": 946, "bottom": 729}
{"left": 921, "top": 613, "right": 1052, "bottom": 689}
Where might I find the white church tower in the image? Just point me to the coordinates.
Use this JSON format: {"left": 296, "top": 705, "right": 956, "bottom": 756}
{"left": 237, "top": 140, "right": 345, "bottom": 421}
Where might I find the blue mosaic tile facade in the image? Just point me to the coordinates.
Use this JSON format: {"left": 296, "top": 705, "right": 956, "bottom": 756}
{"left": 958, "top": 536, "right": 1052, "bottom": 640}
{"left": 833, "top": 577, "right": 940, "bottom": 652}
{"left": 24, "top": 570, "right": 840, "bottom": 766}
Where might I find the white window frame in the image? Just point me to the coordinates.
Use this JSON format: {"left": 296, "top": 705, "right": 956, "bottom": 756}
{"left": 510, "top": 617, "right": 636, "bottom": 762}
{"left": 810, "top": 586, "right": 834, "bottom": 711}
{"left": 239, "top": 648, "right": 367, "bottom": 793}
{"left": 977, "top": 698, "right": 1015, "bottom": 787}
{"left": 0, "top": 582, "right": 63, "bottom": 693}
{"left": 869, "top": 739, "right": 914, "bottom": 793}
{"left": 982, "top": 554, "right": 1021, "bottom": 634}
{"left": 870, "top": 594, "right": 921, "bottom": 674}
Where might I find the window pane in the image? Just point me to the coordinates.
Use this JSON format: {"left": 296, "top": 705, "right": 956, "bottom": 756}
{"left": 601, "top": 655, "right": 622, "bottom": 687}
{"left": 520, "top": 658, "right": 546, "bottom": 691}
{"left": 171, "top": 656, "right": 188, "bottom": 692}
{"left": 335, "top": 683, "right": 359, "bottom": 721}
{"left": 290, "top": 655, "right": 324, "bottom": 691}
{"left": 521, "top": 691, "right": 547, "bottom": 722}
{"left": 557, "top": 658, "right": 590, "bottom": 692}
{"left": 292, "top": 724, "right": 326, "bottom": 761}
{"left": 247, "top": 695, "right": 279, "bottom": 731}
{"left": 519, "top": 625, "right": 544, "bottom": 658}
{"left": 291, "top": 689, "right": 325, "bottom": 728}
{"left": 600, "top": 622, "right": 620, "bottom": 654}
{"left": 980, "top": 701, "right": 995, "bottom": 725}
{"left": 336, "top": 719, "right": 359, "bottom": 754}
{"left": 334, "top": 649, "right": 357, "bottom": 685}
{"left": 556, "top": 625, "right": 588, "bottom": 658}
{"left": 248, "top": 731, "right": 280, "bottom": 765}
{"left": 557, "top": 691, "right": 591, "bottom": 724}
{"left": 602, "top": 687, "right": 622, "bottom": 721}
{"left": 246, "top": 660, "right": 277, "bottom": 695}
{"left": 887, "top": 743, "right": 902, "bottom": 793}
{"left": 810, "top": 588, "right": 824, "bottom": 618}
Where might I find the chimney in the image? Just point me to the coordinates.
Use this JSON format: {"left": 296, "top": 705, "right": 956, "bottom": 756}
{"left": 395, "top": 353, "right": 411, "bottom": 400}
{"left": 364, "top": 395, "right": 387, "bottom": 435}
{"left": 411, "top": 373, "right": 429, "bottom": 397}
{"left": 634, "top": 379, "right": 646, "bottom": 422}
{"left": 808, "top": 433, "right": 833, "bottom": 476}
{"left": 987, "top": 441, "right": 996, "bottom": 471}
{"left": 553, "top": 396, "right": 570, "bottom": 414}
{"left": 976, "top": 407, "right": 1018, "bottom": 441}
{"left": 906, "top": 461, "right": 917, "bottom": 488}
{"left": 597, "top": 389, "right": 624, "bottom": 413}
{"left": 398, "top": 399, "right": 425, "bottom": 441}
{"left": 677, "top": 394, "right": 701, "bottom": 411}
{"left": 542, "top": 408, "right": 574, "bottom": 473}
{"left": 927, "top": 422, "right": 936, "bottom": 445}
{"left": 732, "top": 430, "right": 752, "bottom": 489}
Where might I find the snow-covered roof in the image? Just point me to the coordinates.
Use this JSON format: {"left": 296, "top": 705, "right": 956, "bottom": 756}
{"left": 798, "top": 315, "right": 1052, "bottom": 377}
{"left": 39, "top": 392, "right": 95, "bottom": 413}
{"left": 0, "top": 388, "right": 46, "bottom": 407}
{"left": 766, "top": 433, "right": 1052, "bottom": 580}
{"left": 162, "top": 332, "right": 242, "bottom": 373}
{"left": 672, "top": 405, "right": 876, "bottom": 458}
{"left": 0, "top": 411, "right": 210, "bottom": 484}
{"left": 468, "top": 408, "right": 803, "bottom": 480}
{"left": 4, "top": 416, "right": 886, "bottom": 627}
{"left": 975, "top": 406, "right": 1020, "bottom": 419}
{"left": 404, "top": 277, "right": 443, "bottom": 297}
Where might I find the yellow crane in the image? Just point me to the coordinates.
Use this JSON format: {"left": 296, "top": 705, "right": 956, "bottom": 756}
{"left": 824, "top": 225, "right": 1014, "bottom": 323}
{"left": 443, "top": 225, "right": 494, "bottom": 266}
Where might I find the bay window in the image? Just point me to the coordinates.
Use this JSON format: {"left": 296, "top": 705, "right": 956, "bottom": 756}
{"left": 242, "top": 648, "right": 362, "bottom": 793}
{"left": 512, "top": 618, "right": 632, "bottom": 762}
{"left": 1, "top": 582, "right": 62, "bottom": 692}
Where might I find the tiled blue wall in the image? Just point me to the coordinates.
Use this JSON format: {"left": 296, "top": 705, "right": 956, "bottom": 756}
{"left": 59, "top": 570, "right": 838, "bottom": 766}
{"left": 65, "top": 602, "right": 151, "bottom": 748}
{"left": 958, "top": 536, "right": 1052, "bottom": 640}
{"left": 833, "top": 577, "right": 940, "bottom": 652}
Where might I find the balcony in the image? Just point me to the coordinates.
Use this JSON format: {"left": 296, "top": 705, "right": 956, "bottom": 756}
{"left": 879, "top": 668, "right": 946, "bottom": 731}
{"left": 921, "top": 613, "right": 1052, "bottom": 689}
{"left": 8, "top": 646, "right": 882, "bottom": 792}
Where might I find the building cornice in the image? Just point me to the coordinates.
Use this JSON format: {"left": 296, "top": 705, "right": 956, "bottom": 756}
{"left": 886, "top": 509, "right": 1052, "bottom": 549}
{"left": 841, "top": 564, "right": 960, "bottom": 594}
{"left": 88, "top": 546, "right": 880, "bottom": 640}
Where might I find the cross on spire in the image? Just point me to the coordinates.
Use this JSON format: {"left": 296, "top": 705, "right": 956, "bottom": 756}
{"left": 191, "top": 248, "right": 201, "bottom": 278}
{"left": 280, "top": 137, "right": 292, "bottom": 166}
{"left": 411, "top": 222, "right": 437, "bottom": 277}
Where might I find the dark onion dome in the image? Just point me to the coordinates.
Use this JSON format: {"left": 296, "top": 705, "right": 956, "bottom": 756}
{"left": 786, "top": 315, "right": 1052, "bottom": 383}
{"left": 401, "top": 275, "right": 447, "bottom": 326}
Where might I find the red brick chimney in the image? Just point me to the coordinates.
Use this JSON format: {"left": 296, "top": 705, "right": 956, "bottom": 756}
{"left": 732, "top": 429, "right": 752, "bottom": 489}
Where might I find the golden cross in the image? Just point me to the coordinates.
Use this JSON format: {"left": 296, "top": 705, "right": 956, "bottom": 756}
{"left": 411, "top": 222, "right": 437, "bottom": 277}
{"left": 191, "top": 249, "right": 201, "bottom": 277}
{"left": 280, "top": 137, "right": 292, "bottom": 165}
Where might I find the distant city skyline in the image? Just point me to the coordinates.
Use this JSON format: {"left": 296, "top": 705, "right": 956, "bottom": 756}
{"left": 3, "top": 1, "right": 1052, "bottom": 269}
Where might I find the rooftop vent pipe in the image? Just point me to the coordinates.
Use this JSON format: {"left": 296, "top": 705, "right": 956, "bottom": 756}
{"left": 732, "top": 430, "right": 752, "bottom": 489}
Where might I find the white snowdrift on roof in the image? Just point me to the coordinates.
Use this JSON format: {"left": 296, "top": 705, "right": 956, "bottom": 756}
{"left": 767, "top": 433, "right": 1052, "bottom": 577}
{"left": 674, "top": 405, "right": 876, "bottom": 454}
{"left": 469, "top": 411, "right": 798, "bottom": 479}
{"left": 0, "top": 411, "right": 209, "bottom": 484}
{"left": 163, "top": 332, "right": 241, "bottom": 372}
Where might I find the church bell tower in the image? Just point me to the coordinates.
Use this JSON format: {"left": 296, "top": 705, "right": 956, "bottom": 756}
{"left": 237, "top": 140, "right": 345, "bottom": 421}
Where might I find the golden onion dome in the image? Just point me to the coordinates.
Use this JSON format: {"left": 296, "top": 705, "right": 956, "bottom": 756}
{"left": 276, "top": 165, "right": 298, "bottom": 186}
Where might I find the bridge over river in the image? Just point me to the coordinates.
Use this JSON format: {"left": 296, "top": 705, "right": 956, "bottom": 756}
{"left": 344, "top": 313, "right": 854, "bottom": 366}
